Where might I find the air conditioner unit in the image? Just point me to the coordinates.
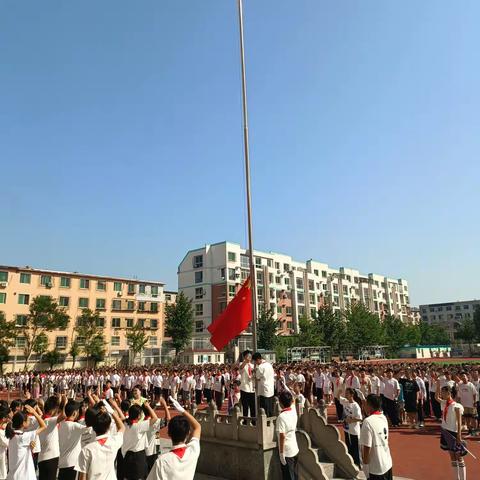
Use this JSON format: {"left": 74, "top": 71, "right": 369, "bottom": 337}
{"left": 117, "top": 292, "right": 122, "bottom": 297}
{"left": 276, "top": 270, "right": 281, "bottom": 274}
{"left": 0, "top": 282, "right": 6, "bottom": 288}
{"left": 46, "top": 282, "right": 52, "bottom": 288}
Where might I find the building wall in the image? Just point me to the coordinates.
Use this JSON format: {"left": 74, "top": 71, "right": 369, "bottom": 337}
{"left": 419, "top": 300, "right": 480, "bottom": 340}
{"left": 178, "top": 241, "right": 413, "bottom": 343}
{"left": 0, "top": 266, "right": 171, "bottom": 364}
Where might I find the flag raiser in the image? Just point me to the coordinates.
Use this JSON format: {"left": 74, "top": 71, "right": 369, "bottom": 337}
{"left": 207, "top": 277, "right": 253, "bottom": 351}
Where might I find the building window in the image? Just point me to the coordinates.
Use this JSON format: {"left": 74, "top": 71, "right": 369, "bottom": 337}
{"left": 195, "top": 304, "right": 203, "bottom": 316}
{"left": 59, "top": 296, "right": 69, "bottom": 307}
{"left": 229, "top": 285, "right": 236, "bottom": 297}
{"left": 60, "top": 277, "right": 71, "bottom": 288}
{"left": 322, "top": 271, "right": 327, "bottom": 278}
{"left": 15, "top": 337, "right": 26, "bottom": 348}
{"left": 96, "top": 298, "right": 106, "bottom": 310}
{"left": 195, "top": 287, "right": 203, "bottom": 299}
{"left": 126, "top": 318, "right": 134, "bottom": 328}
{"left": 20, "top": 273, "right": 31, "bottom": 284}
{"left": 165, "top": 293, "right": 172, "bottom": 302}
{"left": 284, "top": 278, "right": 290, "bottom": 286}
{"left": 195, "top": 321, "right": 204, "bottom": 333}
{"left": 0, "top": 293, "right": 6, "bottom": 304}
{"left": 96, "top": 317, "right": 105, "bottom": 327}
{"left": 297, "top": 293, "right": 304, "bottom": 304}
{"left": 287, "top": 321, "right": 293, "bottom": 329}
{"left": 463, "top": 305, "right": 469, "bottom": 310}
{"left": 150, "top": 319, "right": 158, "bottom": 329}
{"left": 229, "top": 268, "right": 236, "bottom": 281}
{"left": 40, "top": 275, "right": 52, "bottom": 287}
{"left": 138, "top": 301, "right": 145, "bottom": 311}
{"left": 298, "top": 306, "right": 305, "bottom": 316}
{"left": 151, "top": 285, "right": 159, "bottom": 296}
{"left": 113, "top": 282, "right": 122, "bottom": 292}
{"left": 195, "top": 271, "right": 203, "bottom": 284}
{"left": 149, "top": 336, "right": 157, "bottom": 346}
{"left": 112, "top": 318, "right": 121, "bottom": 328}
{"left": 0, "top": 271, "right": 8, "bottom": 282}
{"left": 256, "top": 271, "right": 263, "bottom": 285}
{"left": 16, "top": 315, "right": 28, "bottom": 327}
{"left": 255, "top": 257, "right": 262, "bottom": 267}
{"left": 277, "top": 305, "right": 282, "bottom": 314}
{"left": 193, "top": 255, "right": 203, "bottom": 268}
{"left": 139, "top": 284, "right": 146, "bottom": 294}
{"left": 111, "top": 336, "right": 120, "bottom": 347}
{"left": 309, "top": 293, "right": 315, "bottom": 303}
{"left": 97, "top": 281, "right": 106, "bottom": 291}
{"left": 296, "top": 278, "right": 304, "bottom": 290}
{"left": 127, "top": 301, "right": 135, "bottom": 310}
{"left": 137, "top": 319, "right": 145, "bottom": 328}
{"left": 18, "top": 294, "right": 30, "bottom": 305}
{"left": 112, "top": 300, "right": 121, "bottom": 310}
{"left": 79, "top": 278, "right": 90, "bottom": 289}
{"left": 150, "top": 302, "right": 158, "bottom": 313}
{"left": 55, "top": 336, "right": 67, "bottom": 350}
{"left": 240, "top": 255, "right": 249, "bottom": 269}
{"left": 78, "top": 298, "right": 89, "bottom": 308}
{"left": 228, "top": 252, "right": 236, "bottom": 262}
{"left": 286, "top": 307, "right": 292, "bottom": 315}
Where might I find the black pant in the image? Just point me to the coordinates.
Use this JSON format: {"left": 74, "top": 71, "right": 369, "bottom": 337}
{"left": 195, "top": 389, "right": 203, "bottom": 405}
{"left": 334, "top": 397, "right": 344, "bottom": 421}
{"left": 39, "top": 457, "right": 59, "bottom": 480}
{"left": 417, "top": 400, "right": 424, "bottom": 423}
{"left": 205, "top": 388, "right": 212, "bottom": 403}
{"left": 241, "top": 391, "right": 256, "bottom": 417}
{"left": 369, "top": 468, "right": 393, "bottom": 480}
{"left": 431, "top": 392, "right": 442, "bottom": 419}
{"left": 58, "top": 467, "right": 77, "bottom": 480}
{"left": 214, "top": 390, "right": 224, "bottom": 410}
{"left": 383, "top": 398, "right": 399, "bottom": 426}
{"left": 423, "top": 383, "right": 431, "bottom": 416}
{"left": 345, "top": 433, "right": 360, "bottom": 466}
{"left": 259, "top": 395, "right": 274, "bottom": 417}
{"left": 281, "top": 455, "right": 298, "bottom": 480}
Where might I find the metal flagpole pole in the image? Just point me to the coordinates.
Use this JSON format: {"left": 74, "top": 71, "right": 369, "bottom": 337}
{"left": 237, "top": 0, "right": 258, "bottom": 353}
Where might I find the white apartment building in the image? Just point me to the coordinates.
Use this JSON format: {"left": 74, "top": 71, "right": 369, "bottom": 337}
{"left": 419, "top": 300, "right": 480, "bottom": 340}
{"left": 178, "top": 241, "right": 412, "bottom": 345}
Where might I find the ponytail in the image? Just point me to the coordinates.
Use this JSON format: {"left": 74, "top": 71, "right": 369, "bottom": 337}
{"left": 6, "top": 411, "right": 27, "bottom": 439}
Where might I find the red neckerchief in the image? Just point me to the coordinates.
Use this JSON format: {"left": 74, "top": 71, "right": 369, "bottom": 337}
{"left": 443, "top": 399, "right": 454, "bottom": 421}
{"left": 130, "top": 419, "right": 139, "bottom": 425}
{"left": 281, "top": 407, "right": 292, "bottom": 413}
{"left": 171, "top": 447, "right": 187, "bottom": 459}
{"left": 97, "top": 437, "right": 108, "bottom": 446}
{"left": 247, "top": 365, "right": 252, "bottom": 377}
{"left": 371, "top": 410, "right": 382, "bottom": 415}
{"left": 336, "top": 378, "right": 340, "bottom": 387}
{"left": 43, "top": 414, "right": 52, "bottom": 420}
{"left": 348, "top": 376, "right": 353, "bottom": 387}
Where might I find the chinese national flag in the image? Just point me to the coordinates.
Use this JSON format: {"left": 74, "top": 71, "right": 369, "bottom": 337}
{"left": 207, "top": 277, "right": 252, "bottom": 351}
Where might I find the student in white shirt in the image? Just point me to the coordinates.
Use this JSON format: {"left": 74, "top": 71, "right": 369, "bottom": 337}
{"left": 0, "top": 406, "right": 8, "bottom": 480}
{"left": 78, "top": 408, "right": 125, "bottom": 480}
{"left": 38, "top": 396, "right": 61, "bottom": 480}
{"left": 147, "top": 397, "right": 201, "bottom": 480}
{"left": 122, "top": 401, "right": 158, "bottom": 480}
{"left": 57, "top": 400, "right": 87, "bottom": 480}
{"left": 336, "top": 388, "right": 363, "bottom": 467}
{"left": 436, "top": 384, "right": 467, "bottom": 480}
{"left": 276, "top": 391, "right": 299, "bottom": 480}
{"left": 456, "top": 372, "right": 477, "bottom": 436}
{"left": 360, "top": 394, "right": 393, "bottom": 480}
{"left": 6, "top": 405, "right": 46, "bottom": 480}
{"left": 253, "top": 352, "right": 275, "bottom": 417}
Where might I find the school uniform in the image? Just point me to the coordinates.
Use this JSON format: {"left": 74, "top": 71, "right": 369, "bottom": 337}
{"left": 6, "top": 430, "right": 37, "bottom": 480}
{"left": 38, "top": 416, "right": 60, "bottom": 480}
{"left": 457, "top": 382, "right": 477, "bottom": 417}
{"left": 146, "top": 419, "right": 166, "bottom": 473}
{"left": 240, "top": 363, "right": 255, "bottom": 417}
{"left": 360, "top": 412, "right": 392, "bottom": 480}
{"left": 77, "top": 432, "right": 124, "bottom": 480}
{"left": 213, "top": 375, "right": 225, "bottom": 411}
{"left": 332, "top": 377, "right": 345, "bottom": 421}
{"left": 256, "top": 361, "right": 275, "bottom": 417}
{"left": 439, "top": 399, "right": 466, "bottom": 455}
{"left": 58, "top": 420, "right": 87, "bottom": 480}
{"left": 276, "top": 407, "right": 299, "bottom": 480}
{"left": 339, "top": 397, "right": 362, "bottom": 466}
{"left": 146, "top": 438, "right": 200, "bottom": 480}
{"left": 382, "top": 378, "right": 400, "bottom": 427}
{"left": 121, "top": 420, "right": 151, "bottom": 480}
{"left": 194, "top": 375, "right": 205, "bottom": 405}
{"left": 0, "top": 428, "right": 8, "bottom": 480}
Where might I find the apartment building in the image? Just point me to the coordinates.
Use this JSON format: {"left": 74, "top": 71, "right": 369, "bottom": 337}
{"left": 178, "top": 241, "right": 412, "bottom": 345}
{"left": 0, "top": 265, "right": 171, "bottom": 367}
{"left": 419, "top": 300, "right": 480, "bottom": 340}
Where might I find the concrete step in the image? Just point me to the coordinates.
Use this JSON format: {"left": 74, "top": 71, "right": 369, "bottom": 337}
{"left": 320, "top": 461, "right": 335, "bottom": 479}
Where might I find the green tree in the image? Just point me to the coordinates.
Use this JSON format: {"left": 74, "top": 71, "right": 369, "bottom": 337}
{"left": 69, "top": 340, "right": 80, "bottom": 369}
{"left": 382, "top": 315, "right": 407, "bottom": 356}
{"left": 0, "top": 312, "right": 15, "bottom": 373}
{"left": 344, "top": 302, "right": 382, "bottom": 353}
{"left": 126, "top": 321, "right": 149, "bottom": 363}
{"left": 33, "top": 332, "right": 49, "bottom": 361}
{"left": 473, "top": 305, "right": 480, "bottom": 341}
{"left": 257, "top": 307, "right": 277, "bottom": 350}
{"left": 419, "top": 321, "right": 450, "bottom": 345}
{"left": 164, "top": 292, "right": 194, "bottom": 356}
{"left": 43, "top": 350, "right": 62, "bottom": 369}
{"left": 315, "top": 305, "right": 345, "bottom": 352}
{"left": 455, "top": 319, "right": 476, "bottom": 355}
{"left": 298, "top": 315, "right": 322, "bottom": 347}
{"left": 20, "top": 296, "right": 69, "bottom": 369}
{"left": 76, "top": 309, "right": 106, "bottom": 367}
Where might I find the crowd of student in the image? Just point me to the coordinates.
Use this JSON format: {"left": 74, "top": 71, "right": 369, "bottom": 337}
{"left": 0, "top": 355, "right": 478, "bottom": 480}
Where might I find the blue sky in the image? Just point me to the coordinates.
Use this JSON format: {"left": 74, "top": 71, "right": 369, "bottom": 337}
{"left": 1, "top": 1, "right": 479, "bottom": 305}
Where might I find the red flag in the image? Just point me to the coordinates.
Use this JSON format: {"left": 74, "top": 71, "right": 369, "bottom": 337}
{"left": 207, "top": 277, "right": 252, "bottom": 351}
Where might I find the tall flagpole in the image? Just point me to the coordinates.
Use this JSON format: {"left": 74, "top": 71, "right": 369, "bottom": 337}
{"left": 237, "top": 0, "right": 258, "bottom": 353}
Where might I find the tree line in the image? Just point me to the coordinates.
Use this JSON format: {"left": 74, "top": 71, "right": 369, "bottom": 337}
{"left": 257, "top": 302, "right": 472, "bottom": 361}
